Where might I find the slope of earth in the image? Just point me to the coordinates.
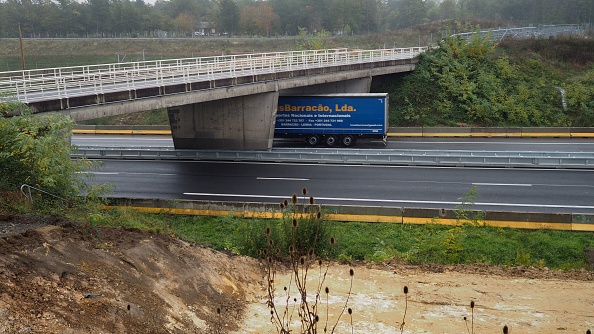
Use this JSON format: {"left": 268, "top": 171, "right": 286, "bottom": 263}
{"left": 0, "top": 214, "right": 264, "bottom": 333}
{"left": 1, "top": 214, "right": 593, "bottom": 333}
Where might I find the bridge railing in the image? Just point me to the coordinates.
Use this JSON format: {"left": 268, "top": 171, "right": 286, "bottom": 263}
{"left": 0, "top": 47, "right": 427, "bottom": 104}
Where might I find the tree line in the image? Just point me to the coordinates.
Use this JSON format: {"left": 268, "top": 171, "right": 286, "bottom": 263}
{"left": 0, "top": 0, "right": 591, "bottom": 38}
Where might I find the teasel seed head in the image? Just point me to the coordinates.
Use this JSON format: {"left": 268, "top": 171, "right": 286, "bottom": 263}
{"left": 284, "top": 199, "right": 288, "bottom": 207}
{"left": 316, "top": 211, "right": 321, "bottom": 219}
{"left": 503, "top": 325, "right": 509, "bottom": 334}
{"left": 279, "top": 202, "right": 284, "bottom": 209}
{"left": 403, "top": 286, "right": 408, "bottom": 294}
{"left": 300, "top": 256, "right": 305, "bottom": 265}
{"left": 318, "top": 259, "right": 322, "bottom": 266}
{"left": 216, "top": 307, "right": 221, "bottom": 315}
{"left": 308, "top": 248, "right": 314, "bottom": 257}
{"left": 302, "top": 188, "right": 307, "bottom": 195}
{"left": 309, "top": 196, "right": 314, "bottom": 205}
{"left": 265, "top": 227, "right": 271, "bottom": 236}
{"left": 349, "top": 268, "right": 354, "bottom": 276}
{"left": 284, "top": 286, "right": 287, "bottom": 291}
{"left": 292, "top": 218, "right": 298, "bottom": 228}
{"left": 330, "top": 237, "right": 335, "bottom": 245}
{"left": 325, "top": 287, "right": 329, "bottom": 294}
{"left": 348, "top": 308, "right": 352, "bottom": 315}
{"left": 268, "top": 239, "right": 273, "bottom": 246}
{"left": 470, "top": 301, "right": 475, "bottom": 309}
{"left": 292, "top": 193, "right": 297, "bottom": 204}
{"left": 586, "top": 330, "right": 591, "bottom": 334}
{"left": 314, "top": 315, "right": 319, "bottom": 323}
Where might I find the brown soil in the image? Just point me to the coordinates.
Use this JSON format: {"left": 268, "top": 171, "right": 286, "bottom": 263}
{"left": 0, "top": 214, "right": 263, "bottom": 333}
{"left": 1, "top": 215, "right": 593, "bottom": 333}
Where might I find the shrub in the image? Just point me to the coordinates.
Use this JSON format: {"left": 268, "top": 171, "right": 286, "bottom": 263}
{"left": 0, "top": 100, "right": 98, "bottom": 210}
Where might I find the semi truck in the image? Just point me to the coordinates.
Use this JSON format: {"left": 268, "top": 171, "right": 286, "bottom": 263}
{"left": 274, "top": 93, "right": 389, "bottom": 147}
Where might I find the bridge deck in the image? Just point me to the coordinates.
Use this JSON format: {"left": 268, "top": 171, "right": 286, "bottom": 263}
{"left": 0, "top": 48, "right": 426, "bottom": 106}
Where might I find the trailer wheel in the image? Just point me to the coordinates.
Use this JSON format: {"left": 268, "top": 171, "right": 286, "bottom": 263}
{"left": 307, "top": 135, "right": 320, "bottom": 146}
{"left": 341, "top": 135, "right": 355, "bottom": 147}
{"left": 325, "top": 135, "right": 337, "bottom": 147}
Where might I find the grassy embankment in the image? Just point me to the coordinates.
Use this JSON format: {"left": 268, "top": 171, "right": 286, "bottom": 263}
{"left": 87, "top": 204, "right": 594, "bottom": 270}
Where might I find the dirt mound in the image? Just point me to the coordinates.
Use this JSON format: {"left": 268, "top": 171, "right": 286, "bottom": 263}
{"left": 0, "top": 216, "right": 263, "bottom": 333}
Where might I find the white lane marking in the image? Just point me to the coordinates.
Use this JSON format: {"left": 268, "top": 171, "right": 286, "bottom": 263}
{"left": 257, "top": 177, "right": 309, "bottom": 181}
{"left": 82, "top": 172, "right": 119, "bottom": 175}
{"left": 182, "top": 192, "right": 594, "bottom": 210}
{"left": 84, "top": 171, "right": 177, "bottom": 176}
{"left": 473, "top": 183, "right": 532, "bottom": 187}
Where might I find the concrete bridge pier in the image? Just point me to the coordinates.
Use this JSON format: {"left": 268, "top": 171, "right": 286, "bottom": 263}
{"left": 167, "top": 91, "right": 278, "bottom": 150}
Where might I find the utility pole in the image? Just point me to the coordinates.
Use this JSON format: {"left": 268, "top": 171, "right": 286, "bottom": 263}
{"left": 19, "top": 23, "right": 26, "bottom": 71}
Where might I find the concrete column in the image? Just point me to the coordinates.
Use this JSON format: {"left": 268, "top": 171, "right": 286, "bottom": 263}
{"left": 279, "top": 77, "right": 372, "bottom": 95}
{"left": 167, "top": 92, "right": 278, "bottom": 150}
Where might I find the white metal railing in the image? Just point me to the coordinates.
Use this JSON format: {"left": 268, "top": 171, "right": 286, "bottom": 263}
{"left": 453, "top": 24, "right": 583, "bottom": 42}
{"left": 0, "top": 48, "right": 427, "bottom": 105}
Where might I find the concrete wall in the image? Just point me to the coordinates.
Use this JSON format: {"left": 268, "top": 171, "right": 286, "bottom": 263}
{"left": 107, "top": 197, "right": 594, "bottom": 232}
{"left": 167, "top": 92, "right": 278, "bottom": 150}
{"left": 279, "top": 77, "right": 372, "bottom": 95}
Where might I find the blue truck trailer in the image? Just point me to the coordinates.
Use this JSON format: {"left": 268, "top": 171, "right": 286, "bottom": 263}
{"left": 274, "top": 93, "right": 389, "bottom": 147}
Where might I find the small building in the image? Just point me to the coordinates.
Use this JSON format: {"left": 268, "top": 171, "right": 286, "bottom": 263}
{"left": 194, "top": 22, "right": 216, "bottom": 36}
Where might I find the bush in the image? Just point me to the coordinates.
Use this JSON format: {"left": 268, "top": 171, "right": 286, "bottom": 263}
{"left": 0, "top": 100, "right": 97, "bottom": 210}
{"left": 235, "top": 189, "right": 334, "bottom": 259}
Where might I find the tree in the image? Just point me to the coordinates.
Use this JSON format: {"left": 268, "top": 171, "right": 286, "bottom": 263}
{"left": 257, "top": 3, "right": 280, "bottom": 36}
{"left": 0, "top": 101, "right": 95, "bottom": 203}
{"left": 173, "top": 12, "right": 196, "bottom": 33}
{"left": 239, "top": 2, "right": 279, "bottom": 36}
{"left": 215, "top": 0, "right": 239, "bottom": 34}
{"left": 87, "top": 0, "right": 112, "bottom": 36}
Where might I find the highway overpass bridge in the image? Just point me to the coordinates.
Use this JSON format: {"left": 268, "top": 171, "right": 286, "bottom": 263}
{"left": 0, "top": 47, "right": 426, "bottom": 150}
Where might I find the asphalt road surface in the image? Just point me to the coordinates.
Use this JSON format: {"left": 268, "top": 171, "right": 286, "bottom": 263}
{"left": 86, "top": 159, "right": 594, "bottom": 214}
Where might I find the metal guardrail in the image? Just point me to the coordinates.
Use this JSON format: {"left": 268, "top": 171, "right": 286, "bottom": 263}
{"left": 20, "top": 184, "right": 65, "bottom": 204}
{"left": 72, "top": 147, "right": 594, "bottom": 169}
{"left": 452, "top": 24, "right": 583, "bottom": 42}
{"left": 0, "top": 47, "right": 427, "bottom": 104}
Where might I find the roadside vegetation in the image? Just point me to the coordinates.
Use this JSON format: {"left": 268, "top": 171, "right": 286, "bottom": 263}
{"left": 90, "top": 205, "right": 594, "bottom": 271}
{"left": 377, "top": 34, "right": 594, "bottom": 127}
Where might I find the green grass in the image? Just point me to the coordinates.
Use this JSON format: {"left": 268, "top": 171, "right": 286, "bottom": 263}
{"left": 87, "top": 208, "right": 594, "bottom": 271}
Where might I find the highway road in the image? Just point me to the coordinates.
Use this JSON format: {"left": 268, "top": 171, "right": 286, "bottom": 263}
{"left": 76, "top": 135, "right": 594, "bottom": 214}
{"left": 73, "top": 135, "right": 594, "bottom": 152}
{"left": 86, "top": 159, "right": 594, "bottom": 214}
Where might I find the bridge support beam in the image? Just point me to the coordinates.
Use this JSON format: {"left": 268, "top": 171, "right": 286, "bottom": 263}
{"left": 167, "top": 92, "right": 278, "bottom": 150}
{"left": 279, "top": 77, "right": 372, "bottom": 95}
